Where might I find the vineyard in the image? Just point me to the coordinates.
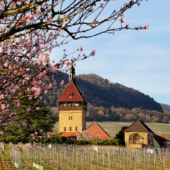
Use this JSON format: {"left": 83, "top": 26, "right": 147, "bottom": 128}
{"left": 0, "top": 142, "right": 170, "bottom": 169}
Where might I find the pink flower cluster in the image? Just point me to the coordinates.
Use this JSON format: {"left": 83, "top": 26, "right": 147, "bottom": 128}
{"left": 119, "top": 14, "right": 124, "bottom": 23}
{"left": 41, "top": 53, "right": 49, "bottom": 63}
{"left": 31, "top": 87, "right": 41, "bottom": 98}
{"left": 90, "top": 50, "right": 95, "bottom": 56}
{"left": 138, "top": 24, "right": 149, "bottom": 30}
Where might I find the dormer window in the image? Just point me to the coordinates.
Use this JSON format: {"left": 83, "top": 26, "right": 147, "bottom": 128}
{"left": 69, "top": 92, "right": 73, "bottom": 98}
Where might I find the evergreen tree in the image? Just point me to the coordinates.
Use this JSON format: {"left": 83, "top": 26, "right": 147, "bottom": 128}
{"left": 5, "top": 95, "right": 57, "bottom": 137}
{"left": 114, "top": 126, "right": 128, "bottom": 146}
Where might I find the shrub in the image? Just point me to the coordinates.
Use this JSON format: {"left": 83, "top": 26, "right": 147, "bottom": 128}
{"left": 0, "top": 136, "right": 122, "bottom": 146}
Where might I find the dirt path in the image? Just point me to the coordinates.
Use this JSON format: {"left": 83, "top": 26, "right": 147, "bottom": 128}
{"left": 0, "top": 158, "right": 17, "bottom": 170}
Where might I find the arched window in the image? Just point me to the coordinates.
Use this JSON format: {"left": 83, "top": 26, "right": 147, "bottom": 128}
{"left": 129, "top": 136, "right": 133, "bottom": 144}
{"left": 129, "top": 133, "right": 141, "bottom": 144}
{"left": 133, "top": 134, "right": 140, "bottom": 144}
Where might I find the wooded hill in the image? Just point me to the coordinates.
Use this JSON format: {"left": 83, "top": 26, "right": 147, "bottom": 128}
{"left": 44, "top": 72, "right": 170, "bottom": 123}
{"left": 160, "top": 103, "right": 170, "bottom": 113}
{"left": 46, "top": 73, "right": 162, "bottom": 111}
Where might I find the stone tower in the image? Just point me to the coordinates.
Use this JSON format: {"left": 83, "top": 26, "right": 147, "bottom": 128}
{"left": 57, "top": 65, "right": 87, "bottom": 133}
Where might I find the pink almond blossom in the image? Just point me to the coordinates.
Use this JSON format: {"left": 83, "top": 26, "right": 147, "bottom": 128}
{"left": 41, "top": 53, "right": 49, "bottom": 63}
{"left": 36, "top": 107, "right": 39, "bottom": 111}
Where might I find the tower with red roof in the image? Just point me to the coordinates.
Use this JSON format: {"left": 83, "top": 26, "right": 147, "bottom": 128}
{"left": 57, "top": 65, "right": 87, "bottom": 137}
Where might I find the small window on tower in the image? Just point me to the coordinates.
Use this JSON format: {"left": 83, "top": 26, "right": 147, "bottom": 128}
{"left": 70, "top": 127, "right": 72, "bottom": 131}
{"left": 75, "top": 127, "right": 77, "bottom": 131}
{"left": 64, "top": 127, "right": 66, "bottom": 131}
{"left": 68, "top": 116, "right": 72, "bottom": 120}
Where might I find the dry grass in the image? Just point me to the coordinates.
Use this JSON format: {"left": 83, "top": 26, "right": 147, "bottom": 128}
{"left": 49, "top": 121, "right": 170, "bottom": 139}
{"left": 87, "top": 122, "right": 170, "bottom": 138}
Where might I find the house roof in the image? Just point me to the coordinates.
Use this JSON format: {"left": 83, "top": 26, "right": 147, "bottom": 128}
{"left": 86, "top": 121, "right": 112, "bottom": 140}
{"left": 57, "top": 81, "right": 87, "bottom": 103}
{"left": 60, "top": 132, "right": 79, "bottom": 138}
{"left": 154, "top": 134, "right": 168, "bottom": 147}
{"left": 124, "top": 120, "right": 154, "bottom": 133}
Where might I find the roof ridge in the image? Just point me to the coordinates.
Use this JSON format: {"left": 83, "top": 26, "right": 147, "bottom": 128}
{"left": 86, "top": 121, "right": 112, "bottom": 139}
{"left": 95, "top": 122, "right": 112, "bottom": 138}
{"left": 124, "top": 120, "right": 154, "bottom": 133}
{"left": 124, "top": 120, "right": 138, "bottom": 131}
{"left": 139, "top": 120, "right": 154, "bottom": 133}
{"left": 57, "top": 81, "right": 87, "bottom": 102}
{"left": 71, "top": 81, "right": 86, "bottom": 102}
{"left": 86, "top": 121, "right": 95, "bottom": 130}
{"left": 57, "top": 83, "right": 69, "bottom": 102}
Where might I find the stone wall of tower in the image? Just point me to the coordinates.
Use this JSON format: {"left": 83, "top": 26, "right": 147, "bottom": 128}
{"left": 59, "top": 110, "right": 84, "bottom": 133}
{"left": 82, "top": 110, "right": 86, "bottom": 131}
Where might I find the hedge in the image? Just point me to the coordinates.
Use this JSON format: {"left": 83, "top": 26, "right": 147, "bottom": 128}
{"left": 0, "top": 135, "right": 122, "bottom": 146}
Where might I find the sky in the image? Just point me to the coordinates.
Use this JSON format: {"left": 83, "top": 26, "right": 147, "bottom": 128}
{"left": 50, "top": 0, "right": 170, "bottom": 105}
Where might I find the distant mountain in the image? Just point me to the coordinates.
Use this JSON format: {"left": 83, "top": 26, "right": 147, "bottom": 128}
{"left": 45, "top": 73, "right": 163, "bottom": 112}
{"left": 160, "top": 103, "right": 170, "bottom": 113}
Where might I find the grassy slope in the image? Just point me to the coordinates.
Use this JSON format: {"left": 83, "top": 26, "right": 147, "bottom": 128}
{"left": 87, "top": 122, "right": 170, "bottom": 139}
{"left": 49, "top": 121, "right": 170, "bottom": 140}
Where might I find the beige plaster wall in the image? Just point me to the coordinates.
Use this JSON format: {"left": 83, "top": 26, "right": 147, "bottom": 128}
{"left": 125, "top": 131, "right": 154, "bottom": 148}
{"left": 59, "top": 110, "right": 84, "bottom": 133}
{"left": 124, "top": 132, "right": 148, "bottom": 145}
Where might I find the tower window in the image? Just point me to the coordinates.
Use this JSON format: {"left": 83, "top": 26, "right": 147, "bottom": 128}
{"left": 64, "top": 127, "right": 66, "bottom": 131}
{"left": 70, "top": 127, "right": 72, "bottom": 131}
{"left": 68, "top": 116, "right": 73, "bottom": 120}
{"left": 75, "top": 127, "right": 77, "bottom": 131}
{"left": 67, "top": 103, "right": 71, "bottom": 106}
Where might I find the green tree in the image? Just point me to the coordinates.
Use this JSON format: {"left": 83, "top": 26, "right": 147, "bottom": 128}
{"left": 5, "top": 95, "right": 56, "bottom": 137}
{"left": 114, "top": 126, "right": 128, "bottom": 146}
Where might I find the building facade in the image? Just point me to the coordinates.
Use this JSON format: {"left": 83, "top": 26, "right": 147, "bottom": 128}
{"left": 124, "top": 120, "right": 154, "bottom": 148}
{"left": 57, "top": 65, "right": 87, "bottom": 137}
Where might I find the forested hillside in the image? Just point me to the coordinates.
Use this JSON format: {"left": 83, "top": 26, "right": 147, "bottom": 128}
{"left": 43, "top": 72, "right": 170, "bottom": 123}
{"left": 160, "top": 103, "right": 170, "bottom": 113}
{"left": 45, "top": 73, "right": 163, "bottom": 111}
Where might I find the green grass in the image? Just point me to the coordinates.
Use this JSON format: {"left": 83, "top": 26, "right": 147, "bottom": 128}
{"left": 0, "top": 150, "right": 10, "bottom": 159}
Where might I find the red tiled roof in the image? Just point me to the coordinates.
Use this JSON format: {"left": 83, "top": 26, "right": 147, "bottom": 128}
{"left": 57, "top": 81, "right": 86, "bottom": 102}
{"left": 86, "top": 121, "right": 112, "bottom": 140}
{"left": 124, "top": 120, "right": 154, "bottom": 133}
{"left": 60, "top": 132, "right": 79, "bottom": 138}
